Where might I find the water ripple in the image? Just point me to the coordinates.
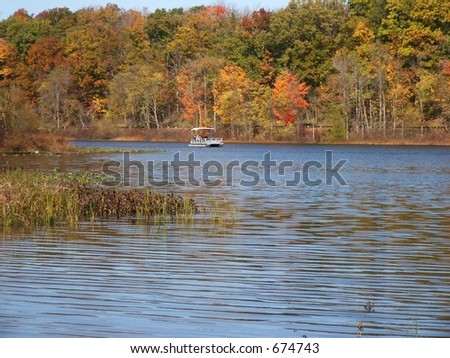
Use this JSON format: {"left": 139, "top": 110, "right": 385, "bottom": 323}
{"left": 1, "top": 144, "right": 449, "bottom": 337}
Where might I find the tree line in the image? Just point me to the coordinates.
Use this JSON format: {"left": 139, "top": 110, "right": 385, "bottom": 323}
{"left": 0, "top": 0, "right": 449, "bottom": 142}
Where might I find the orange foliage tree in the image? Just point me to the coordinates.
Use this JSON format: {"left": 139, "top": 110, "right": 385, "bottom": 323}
{"left": 177, "top": 57, "right": 224, "bottom": 126}
{"left": 443, "top": 60, "right": 450, "bottom": 85}
{"left": 177, "top": 69, "right": 201, "bottom": 124}
{"left": 0, "top": 39, "right": 17, "bottom": 86}
{"left": 18, "top": 37, "right": 66, "bottom": 102}
{"left": 271, "top": 70, "right": 309, "bottom": 124}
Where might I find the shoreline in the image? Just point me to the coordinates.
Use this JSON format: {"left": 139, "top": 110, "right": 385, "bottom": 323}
{"left": 1, "top": 130, "right": 449, "bottom": 156}
{"left": 71, "top": 137, "right": 450, "bottom": 147}
{"left": 71, "top": 127, "right": 450, "bottom": 146}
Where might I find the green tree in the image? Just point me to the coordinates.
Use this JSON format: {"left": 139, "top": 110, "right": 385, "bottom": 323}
{"left": 36, "top": 7, "right": 76, "bottom": 38}
{"left": 1, "top": 9, "right": 50, "bottom": 60}
{"left": 267, "top": 0, "right": 350, "bottom": 87}
{"left": 349, "top": 0, "right": 387, "bottom": 30}
{"left": 145, "top": 8, "right": 185, "bottom": 47}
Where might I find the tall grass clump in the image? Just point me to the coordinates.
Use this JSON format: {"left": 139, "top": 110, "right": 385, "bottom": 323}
{"left": 0, "top": 169, "right": 197, "bottom": 229}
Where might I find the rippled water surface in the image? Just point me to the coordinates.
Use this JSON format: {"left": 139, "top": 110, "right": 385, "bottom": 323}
{"left": 1, "top": 142, "right": 449, "bottom": 337}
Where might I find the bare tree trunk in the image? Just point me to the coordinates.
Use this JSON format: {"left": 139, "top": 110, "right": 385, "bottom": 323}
{"left": 392, "top": 93, "right": 397, "bottom": 133}
{"left": 153, "top": 99, "right": 160, "bottom": 130}
{"left": 362, "top": 98, "right": 369, "bottom": 130}
{"left": 383, "top": 92, "right": 386, "bottom": 136}
{"left": 204, "top": 75, "right": 208, "bottom": 121}
{"left": 0, "top": 127, "right": 4, "bottom": 148}
{"left": 56, "top": 90, "right": 60, "bottom": 131}
{"left": 213, "top": 92, "right": 217, "bottom": 130}
{"left": 145, "top": 107, "right": 151, "bottom": 130}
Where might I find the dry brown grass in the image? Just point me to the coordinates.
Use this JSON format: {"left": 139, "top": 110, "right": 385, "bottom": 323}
{"left": 113, "top": 128, "right": 191, "bottom": 142}
{"left": 2, "top": 132, "right": 73, "bottom": 153}
{"left": 341, "top": 130, "right": 450, "bottom": 146}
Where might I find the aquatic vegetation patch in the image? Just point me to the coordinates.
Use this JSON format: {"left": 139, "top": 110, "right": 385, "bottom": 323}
{"left": 70, "top": 147, "right": 166, "bottom": 155}
{"left": 75, "top": 187, "right": 197, "bottom": 222}
{"left": 1, "top": 147, "right": 166, "bottom": 156}
{"left": 0, "top": 170, "right": 197, "bottom": 229}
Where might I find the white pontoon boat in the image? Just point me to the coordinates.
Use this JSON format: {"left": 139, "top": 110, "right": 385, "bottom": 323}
{"left": 188, "top": 127, "right": 224, "bottom": 147}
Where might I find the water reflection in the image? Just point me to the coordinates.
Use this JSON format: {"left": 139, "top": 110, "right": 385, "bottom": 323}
{"left": 1, "top": 143, "right": 449, "bottom": 337}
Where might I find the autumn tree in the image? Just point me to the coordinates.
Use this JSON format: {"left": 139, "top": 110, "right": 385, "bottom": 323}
{"left": 0, "top": 86, "right": 39, "bottom": 137}
{"left": 0, "top": 38, "right": 17, "bottom": 86}
{"left": 64, "top": 6, "right": 120, "bottom": 115}
{"left": 177, "top": 57, "right": 225, "bottom": 127}
{"left": 352, "top": 21, "right": 390, "bottom": 134}
{"left": 0, "top": 2, "right": 449, "bottom": 142}
{"left": 385, "top": 56, "right": 416, "bottom": 134}
{"left": 380, "top": 0, "right": 449, "bottom": 69}
{"left": 107, "top": 71, "right": 132, "bottom": 128}
{"left": 249, "top": 84, "right": 272, "bottom": 139}
{"left": 439, "top": 61, "right": 450, "bottom": 130}
{"left": 38, "top": 64, "right": 76, "bottom": 130}
{"left": 0, "top": 9, "right": 50, "bottom": 60}
{"left": 130, "top": 67, "right": 165, "bottom": 129}
{"left": 324, "top": 49, "right": 355, "bottom": 138}
{"left": 15, "top": 36, "right": 66, "bottom": 104}
{"left": 272, "top": 70, "right": 309, "bottom": 125}
{"left": 213, "top": 65, "right": 253, "bottom": 139}
{"left": 108, "top": 65, "right": 166, "bottom": 129}
{"left": 119, "top": 10, "right": 153, "bottom": 66}
{"left": 166, "top": 6, "right": 232, "bottom": 74}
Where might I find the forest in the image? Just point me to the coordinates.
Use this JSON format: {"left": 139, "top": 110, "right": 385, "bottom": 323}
{"left": 0, "top": 0, "right": 449, "bottom": 146}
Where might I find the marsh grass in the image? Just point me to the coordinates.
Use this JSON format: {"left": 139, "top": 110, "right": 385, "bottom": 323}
{"left": 1, "top": 148, "right": 165, "bottom": 156}
{"left": 71, "top": 148, "right": 166, "bottom": 155}
{"left": 0, "top": 170, "right": 197, "bottom": 229}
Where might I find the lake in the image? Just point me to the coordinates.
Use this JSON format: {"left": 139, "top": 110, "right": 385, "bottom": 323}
{"left": 1, "top": 142, "right": 449, "bottom": 337}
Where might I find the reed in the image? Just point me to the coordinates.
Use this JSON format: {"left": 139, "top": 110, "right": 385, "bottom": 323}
{"left": 0, "top": 169, "right": 197, "bottom": 229}
{"left": 198, "top": 196, "right": 236, "bottom": 227}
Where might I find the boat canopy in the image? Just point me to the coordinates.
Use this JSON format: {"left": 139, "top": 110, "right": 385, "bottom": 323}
{"left": 191, "top": 127, "right": 216, "bottom": 131}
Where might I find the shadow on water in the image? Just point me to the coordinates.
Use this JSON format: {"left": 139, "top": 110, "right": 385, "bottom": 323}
{"left": 1, "top": 142, "right": 450, "bottom": 337}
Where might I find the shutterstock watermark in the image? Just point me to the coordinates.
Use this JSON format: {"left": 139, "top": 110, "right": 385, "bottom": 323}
{"left": 101, "top": 151, "right": 348, "bottom": 187}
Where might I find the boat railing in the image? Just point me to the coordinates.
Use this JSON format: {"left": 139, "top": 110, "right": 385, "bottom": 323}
{"left": 191, "top": 137, "right": 222, "bottom": 142}
{"left": 191, "top": 137, "right": 207, "bottom": 143}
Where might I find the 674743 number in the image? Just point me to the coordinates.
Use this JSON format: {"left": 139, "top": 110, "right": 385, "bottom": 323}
{"left": 271, "top": 342, "right": 319, "bottom": 354}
